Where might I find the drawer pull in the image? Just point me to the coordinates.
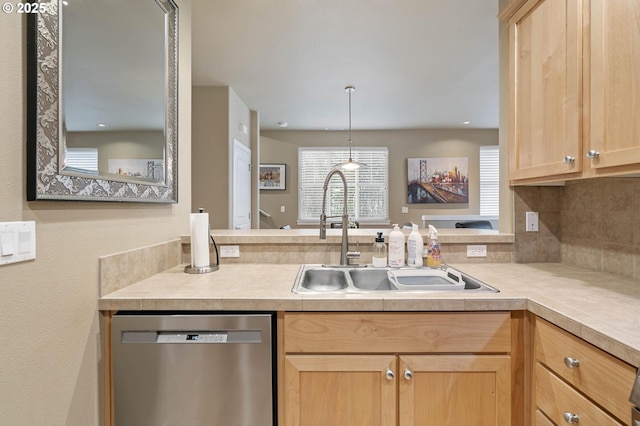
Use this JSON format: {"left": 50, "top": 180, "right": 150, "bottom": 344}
{"left": 563, "top": 412, "right": 579, "bottom": 424}
{"left": 404, "top": 369, "right": 413, "bottom": 381}
{"left": 385, "top": 369, "right": 395, "bottom": 381}
{"left": 564, "top": 356, "right": 580, "bottom": 368}
{"left": 563, "top": 156, "right": 575, "bottom": 164}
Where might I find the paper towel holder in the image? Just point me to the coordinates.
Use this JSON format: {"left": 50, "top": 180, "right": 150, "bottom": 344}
{"left": 184, "top": 235, "right": 220, "bottom": 274}
{"left": 184, "top": 208, "right": 220, "bottom": 274}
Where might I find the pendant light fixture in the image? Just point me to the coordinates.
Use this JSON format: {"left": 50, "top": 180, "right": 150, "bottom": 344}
{"left": 334, "top": 85, "right": 366, "bottom": 170}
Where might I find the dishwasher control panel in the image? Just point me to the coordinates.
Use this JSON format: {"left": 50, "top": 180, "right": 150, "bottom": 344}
{"left": 121, "top": 329, "right": 263, "bottom": 344}
{"left": 157, "top": 332, "right": 228, "bottom": 343}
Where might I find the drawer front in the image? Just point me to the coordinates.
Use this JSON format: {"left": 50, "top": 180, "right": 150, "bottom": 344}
{"left": 536, "top": 363, "right": 624, "bottom": 426}
{"left": 535, "top": 409, "right": 556, "bottom": 426}
{"left": 535, "top": 318, "right": 636, "bottom": 423}
{"left": 284, "top": 312, "right": 511, "bottom": 353}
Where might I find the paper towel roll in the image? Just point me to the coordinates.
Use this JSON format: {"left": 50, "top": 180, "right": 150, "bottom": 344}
{"left": 190, "top": 212, "right": 210, "bottom": 268}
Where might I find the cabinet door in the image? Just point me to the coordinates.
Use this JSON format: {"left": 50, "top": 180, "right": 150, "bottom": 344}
{"left": 284, "top": 355, "right": 397, "bottom": 426}
{"left": 398, "top": 355, "right": 511, "bottom": 426}
{"left": 508, "top": 0, "right": 583, "bottom": 182}
{"left": 589, "top": 0, "right": 640, "bottom": 170}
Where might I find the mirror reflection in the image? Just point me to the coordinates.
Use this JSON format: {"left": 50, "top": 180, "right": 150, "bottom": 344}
{"left": 61, "top": 0, "right": 167, "bottom": 184}
{"left": 26, "top": 0, "right": 178, "bottom": 202}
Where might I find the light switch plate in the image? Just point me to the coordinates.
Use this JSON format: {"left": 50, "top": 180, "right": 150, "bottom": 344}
{"left": 526, "top": 211, "right": 539, "bottom": 232}
{"left": 0, "top": 221, "right": 36, "bottom": 266}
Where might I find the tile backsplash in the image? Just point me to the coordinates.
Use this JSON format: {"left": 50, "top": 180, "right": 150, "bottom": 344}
{"left": 100, "top": 239, "right": 182, "bottom": 296}
{"left": 514, "top": 178, "right": 640, "bottom": 280}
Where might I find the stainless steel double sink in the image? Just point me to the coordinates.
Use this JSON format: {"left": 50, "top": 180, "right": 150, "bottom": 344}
{"left": 292, "top": 264, "right": 499, "bottom": 294}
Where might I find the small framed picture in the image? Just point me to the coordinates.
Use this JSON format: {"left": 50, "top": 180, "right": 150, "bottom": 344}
{"left": 259, "top": 163, "right": 286, "bottom": 190}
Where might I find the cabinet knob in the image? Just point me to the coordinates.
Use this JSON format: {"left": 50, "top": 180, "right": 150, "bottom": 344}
{"left": 564, "top": 356, "right": 580, "bottom": 368}
{"left": 563, "top": 412, "right": 579, "bottom": 424}
{"left": 586, "top": 150, "right": 600, "bottom": 159}
{"left": 404, "top": 369, "right": 413, "bottom": 380}
{"left": 385, "top": 369, "right": 395, "bottom": 380}
{"left": 563, "top": 156, "right": 575, "bottom": 164}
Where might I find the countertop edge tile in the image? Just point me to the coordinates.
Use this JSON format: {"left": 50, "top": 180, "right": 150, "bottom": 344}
{"left": 141, "top": 298, "right": 224, "bottom": 311}
{"left": 581, "top": 324, "right": 640, "bottom": 367}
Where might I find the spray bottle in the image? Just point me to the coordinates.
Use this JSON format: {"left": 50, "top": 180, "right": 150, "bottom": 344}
{"left": 426, "top": 224, "right": 441, "bottom": 268}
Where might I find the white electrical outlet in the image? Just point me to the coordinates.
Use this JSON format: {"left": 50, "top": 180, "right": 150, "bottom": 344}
{"left": 466, "top": 245, "right": 487, "bottom": 258}
{"left": 220, "top": 245, "right": 240, "bottom": 258}
{"left": 280, "top": 205, "right": 286, "bottom": 213}
{"left": 401, "top": 206, "right": 409, "bottom": 214}
{"left": 526, "top": 211, "right": 539, "bottom": 232}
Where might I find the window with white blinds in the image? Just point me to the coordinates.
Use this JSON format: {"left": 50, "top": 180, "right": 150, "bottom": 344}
{"left": 298, "top": 147, "right": 389, "bottom": 224}
{"left": 64, "top": 148, "right": 99, "bottom": 174}
{"left": 479, "top": 145, "right": 500, "bottom": 216}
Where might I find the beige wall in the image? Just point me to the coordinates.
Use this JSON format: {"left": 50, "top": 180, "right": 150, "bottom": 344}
{"left": 259, "top": 129, "right": 498, "bottom": 229}
{"left": 0, "top": 2, "right": 192, "bottom": 424}
{"left": 192, "top": 86, "right": 251, "bottom": 228}
{"left": 192, "top": 86, "right": 228, "bottom": 226}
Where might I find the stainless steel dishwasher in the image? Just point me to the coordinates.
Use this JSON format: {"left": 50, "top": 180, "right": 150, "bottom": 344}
{"left": 111, "top": 312, "right": 275, "bottom": 426}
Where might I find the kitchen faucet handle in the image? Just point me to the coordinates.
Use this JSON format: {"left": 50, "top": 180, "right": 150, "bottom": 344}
{"left": 346, "top": 241, "right": 361, "bottom": 262}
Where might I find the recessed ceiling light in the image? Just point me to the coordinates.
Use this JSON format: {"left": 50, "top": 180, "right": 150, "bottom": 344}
{"left": 462, "top": 121, "right": 471, "bottom": 125}
{"left": 97, "top": 123, "right": 107, "bottom": 128}
{"left": 277, "top": 121, "right": 288, "bottom": 128}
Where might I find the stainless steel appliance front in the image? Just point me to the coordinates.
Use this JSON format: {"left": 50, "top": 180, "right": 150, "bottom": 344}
{"left": 112, "top": 312, "right": 274, "bottom": 426}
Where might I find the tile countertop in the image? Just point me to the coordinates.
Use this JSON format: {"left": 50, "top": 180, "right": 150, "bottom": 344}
{"left": 99, "top": 262, "right": 640, "bottom": 368}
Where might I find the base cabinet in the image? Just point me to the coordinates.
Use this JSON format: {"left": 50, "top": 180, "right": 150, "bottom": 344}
{"left": 532, "top": 316, "right": 636, "bottom": 425}
{"left": 282, "top": 312, "right": 515, "bottom": 426}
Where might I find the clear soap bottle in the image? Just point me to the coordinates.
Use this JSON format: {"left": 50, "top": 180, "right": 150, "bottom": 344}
{"left": 372, "top": 232, "right": 387, "bottom": 268}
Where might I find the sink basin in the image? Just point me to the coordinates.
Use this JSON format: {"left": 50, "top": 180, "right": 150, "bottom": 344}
{"left": 300, "top": 269, "right": 348, "bottom": 291}
{"left": 349, "top": 269, "right": 394, "bottom": 291}
{"left": 292, "top": 264, "right": 499, "bottom": 294}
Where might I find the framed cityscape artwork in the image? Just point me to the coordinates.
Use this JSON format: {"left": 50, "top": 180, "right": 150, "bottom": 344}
{"left": 407, "top": 157, "right": 469, "bottom": 203}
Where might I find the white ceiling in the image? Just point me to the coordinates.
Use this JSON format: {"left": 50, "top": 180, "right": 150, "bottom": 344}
{"left": 63, "top": 0, "right": 167, "bottom": 132}
{"left": 192, "top": 0, "right": 499, "bottom": 131}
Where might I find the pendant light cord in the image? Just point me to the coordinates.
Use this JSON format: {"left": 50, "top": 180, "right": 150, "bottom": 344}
{"left": 346, "top": 86, "right": 354, "bottom": 160}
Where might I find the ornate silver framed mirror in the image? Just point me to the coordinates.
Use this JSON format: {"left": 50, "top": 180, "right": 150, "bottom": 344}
{"left": 27, "top": 0, "right": 178, "bottom": 202}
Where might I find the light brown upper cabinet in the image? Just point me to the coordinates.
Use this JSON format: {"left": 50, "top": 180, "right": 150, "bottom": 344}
{"left": 589, "top": 0, "right": 640, "bottom": 173}
{"left": 505, "top": 0, "right": 640, "bottom": 184}
{"left": 506, "top": 0, "right": 583, "bottom": 183}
